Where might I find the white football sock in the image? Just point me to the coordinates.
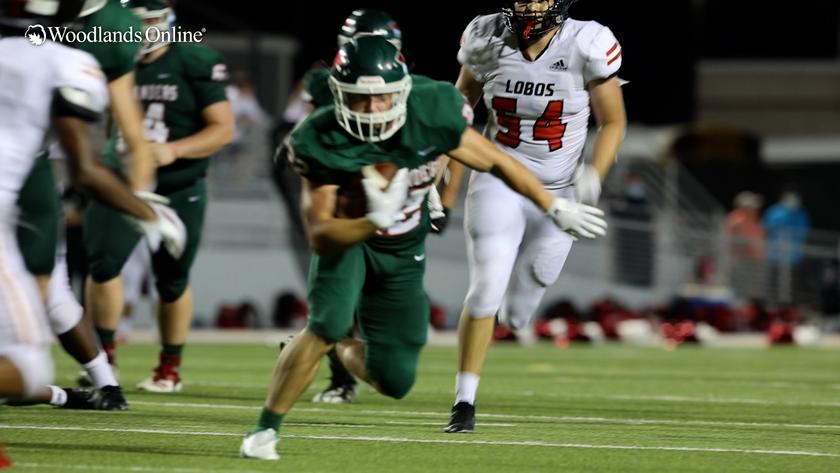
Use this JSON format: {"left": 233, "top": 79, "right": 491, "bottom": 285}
{"left": 48, "top": 385, "right": 67, "bottom": 407}
{"left": 454, "top": 372, "right": 480, "bottom": 405}
{"left": 84, "top": 351, "right": 118, "bottom": 389}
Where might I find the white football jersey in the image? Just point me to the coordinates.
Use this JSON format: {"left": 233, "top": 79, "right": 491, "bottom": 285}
{"left": 0, "top": 38, "right": 108, "bottom": 216}
{"left": 458, "top": 14, "right": 622, "bottom": 189}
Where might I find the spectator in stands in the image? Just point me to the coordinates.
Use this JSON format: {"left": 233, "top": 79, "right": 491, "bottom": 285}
{"left": 216, "top": 71, "right": 271, "bottom": 186}
{"left": 227, "top": 72, "right": 269, "bottom": 146}
{"left": 726, "top": 191, "right": 765, "bottom": 300}
{"left": 763, "top": 191, "right": 810, "bottom": 304}
{"left": 611, "top": 173, "right": 654, "bottom": 286}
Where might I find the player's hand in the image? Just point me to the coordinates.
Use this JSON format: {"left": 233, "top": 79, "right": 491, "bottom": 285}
{"left": 151, "top": 142, "right": 178, "bottom": 167}
{"left": 431, "top": 208, "right": 450, "bottom": 234}
{"left": 126, "top": 195, "right": 187, "bottom": 258}
{"left": 546, "top": 197, "right": 607, "bottom": 241}
{"left": 427, "top": 185, "right": 450, "bottom": 235}
{"left": 573, "top": 164, "right": 602, "bottom": 205}
{"left": 362, "top": 168, "right": 409, "bottom": 229}
{"left": 457, "top": 24, "right": 504, "bottom": 80}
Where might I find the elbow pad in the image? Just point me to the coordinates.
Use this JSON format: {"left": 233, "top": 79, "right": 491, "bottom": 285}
{"left": 52, "top": 87, "right": 103, "bottom": 122}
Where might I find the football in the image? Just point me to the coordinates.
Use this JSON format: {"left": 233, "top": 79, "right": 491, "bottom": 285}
{"left": 335, "top": 163, "right": 399, "bottom": 218}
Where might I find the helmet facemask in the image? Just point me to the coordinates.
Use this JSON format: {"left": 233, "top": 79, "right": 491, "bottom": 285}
{"left": 502, "top": 0, "right": 577, "bottom": 42}
{"left": 131, "top": 3, "right": 173, "bottom": 55}
{"left": 329, "top": 74, "right": 412, "bottom": 143}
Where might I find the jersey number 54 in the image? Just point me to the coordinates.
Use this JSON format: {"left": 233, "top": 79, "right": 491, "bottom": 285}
{"left": 491, "top": 97, "right": 566, "bottom": 152}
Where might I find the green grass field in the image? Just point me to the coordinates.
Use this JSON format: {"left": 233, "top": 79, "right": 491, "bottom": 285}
{"left": 3, "top": 341, "right": 840, "bottom": 472}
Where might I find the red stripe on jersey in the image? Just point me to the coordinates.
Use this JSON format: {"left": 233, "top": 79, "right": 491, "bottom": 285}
{"left": 606, "top": 42, "right": 619, "bottom": 56}
{"left": 607, "top": 50, "right": 622, "bottom": 65}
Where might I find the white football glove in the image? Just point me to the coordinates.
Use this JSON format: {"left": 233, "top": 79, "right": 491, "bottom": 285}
{"left": 573, "top": 164, "right": 602, "bottom": 205}
{"left": 547, "top": 197, "right": 608, "bottom": 241}
{"left": 457, "top": 25, "right": 504, "bottom": 81}
{"left": 427, "top": 185, "right": 445, "bottom": 220}
{"left": 362, "top": 168, "right": 410, "bottom": 229}
{"left": 134, "top": 190, "right": 170, "bottom": 205}
{"left": 126, "top": 192, "right": 187, "bottom": 258}
{"left": 427, "top": 185, "right": 450, "bottom": 234}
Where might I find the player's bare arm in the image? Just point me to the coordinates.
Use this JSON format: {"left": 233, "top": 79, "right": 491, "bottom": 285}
{"left": 448, "top": 127, "right": 556, "bottom": 212}
{"left": 109, "top": 71, "right": 155, "bottom": 191}
{"left": 56, "top": 115, "right": 155, "bottom": 222}
{"left": 587, "top": 76, "right": 627, "bottom": 180}
{"left": 440, "top": 158, "right": 466, "bottom": 209}
{"left": 455, "top": 65, "right": 484, "bottom": 107}
{"left": 152, "top": 101, "right": 235, "bottom": 166}
{"left": 301, "top": 178, "right": 379, "bottom": 255}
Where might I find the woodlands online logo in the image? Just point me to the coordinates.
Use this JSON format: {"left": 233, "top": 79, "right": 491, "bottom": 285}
{"left": 25, "top": 24, "right": 204, "bottom": 46}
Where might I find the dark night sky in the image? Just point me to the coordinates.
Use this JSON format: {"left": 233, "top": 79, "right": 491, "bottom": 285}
{"left": 176, "top": 0, "right": 840, "bottom": 124}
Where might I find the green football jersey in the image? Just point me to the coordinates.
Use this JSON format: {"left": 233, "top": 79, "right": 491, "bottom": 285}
{"left": 289, "top": 77, "right": 469, "bottom": 252}
{"left": 134, "top": 43, "right": 229, "bottom": 193}
{"left": 304, "top": 68, "right": 435, "bottom": 109}
{"left": 77, "top": 0, "right": 141, "bottom": 82}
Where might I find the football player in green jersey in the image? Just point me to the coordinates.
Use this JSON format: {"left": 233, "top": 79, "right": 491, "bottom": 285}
{"left": 278, "top": 8, "right": 407, "bottom": 405}
{"left": 240, "top": 36, "right": 607, "bottom": 460}
{"left": 77, "top": 0, "right": 156, "bottom": 191}
{"left": 14, "top": 0, "right": 157, "bottom": 410}
{"left": 280, "top": 8, "right": 467, "bottom": 405}
{"left": 84, "top": 0, "right": 234, "bottom": 394}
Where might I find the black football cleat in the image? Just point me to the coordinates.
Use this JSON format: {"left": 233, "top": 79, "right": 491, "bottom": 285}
{"left": 60, "top": 388, "right": 95, "bottom": 409}
{"left": 59, "top": 386, "right": 128, "bottom": 411}
{"left": 88, "top": 385, "right": 129, "bottom": 411}
{"left": 443, "top": 402, "right": 475, "bottom": 433}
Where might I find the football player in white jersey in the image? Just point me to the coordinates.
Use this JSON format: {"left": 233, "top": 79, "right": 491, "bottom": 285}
{"left": 0, "top": 0, "right": 185, "bottom": 424}
{"left": 445, "top": 0, "right": 626, "bottom": 432}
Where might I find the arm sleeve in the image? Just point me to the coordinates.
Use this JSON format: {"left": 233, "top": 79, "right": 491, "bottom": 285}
{"left": 582, "top": 25, "right": 623, "bottom": 84}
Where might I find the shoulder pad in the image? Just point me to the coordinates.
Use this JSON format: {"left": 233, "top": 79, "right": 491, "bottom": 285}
{"left": 457, "top": 14, "right": 507, "bottom": 82}
{"left": 576, "top": 21, "right": 622, "bottom": 84}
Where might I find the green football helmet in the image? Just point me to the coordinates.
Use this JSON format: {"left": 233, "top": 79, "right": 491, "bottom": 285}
{"left": 329, "top": 35, "right": 412, "bottom": 143}
{"left": 128, "top": 0, "right": 174, "bottom": 55}
{"left": 337, "top": 8, "right": 402, "bottom": 50}
{"left": 78, "top": 0, "right": 106, "bottom": 17}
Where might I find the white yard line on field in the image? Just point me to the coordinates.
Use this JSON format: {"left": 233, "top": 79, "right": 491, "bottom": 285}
{"left": 15, "top": 463, "right": 220, "bottom": 473}
{"left": 603, "top": 394, "right": 840, "bottom": 408}
{"left": 129, "top": 400, "right": 840, "bottom": 432}
{"left": 383, "top": 421, "right": 515, "bottom": 427}
{"left": 2, "top": 424, "right": 837, "bottom": 458}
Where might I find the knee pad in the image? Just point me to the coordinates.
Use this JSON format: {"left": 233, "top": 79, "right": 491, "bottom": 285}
{"left": 2, "top": 345, "right": 54, "bottom": 399}
{"left": 366, "top": 344, "right": 421, "bottom": 400}
{"left": 47, "top": 287, "right": 83, "bottom": 335}
{"left": 307, "top": 318, "right": 353, "bottom": 344}
{"left": 528, "top": 238, "right": 571, "bottom": 288}
{"left": 463, "top": 270, "right": 509, "bottom": 318}
{"left": 47, "top": 256, "right": 83, "bottom": 335}
{"left": 155, "top": 276, "right": 188, "bottom": 304}
{"left": 87, "top": 254, "right": 124, "bottom": 283}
